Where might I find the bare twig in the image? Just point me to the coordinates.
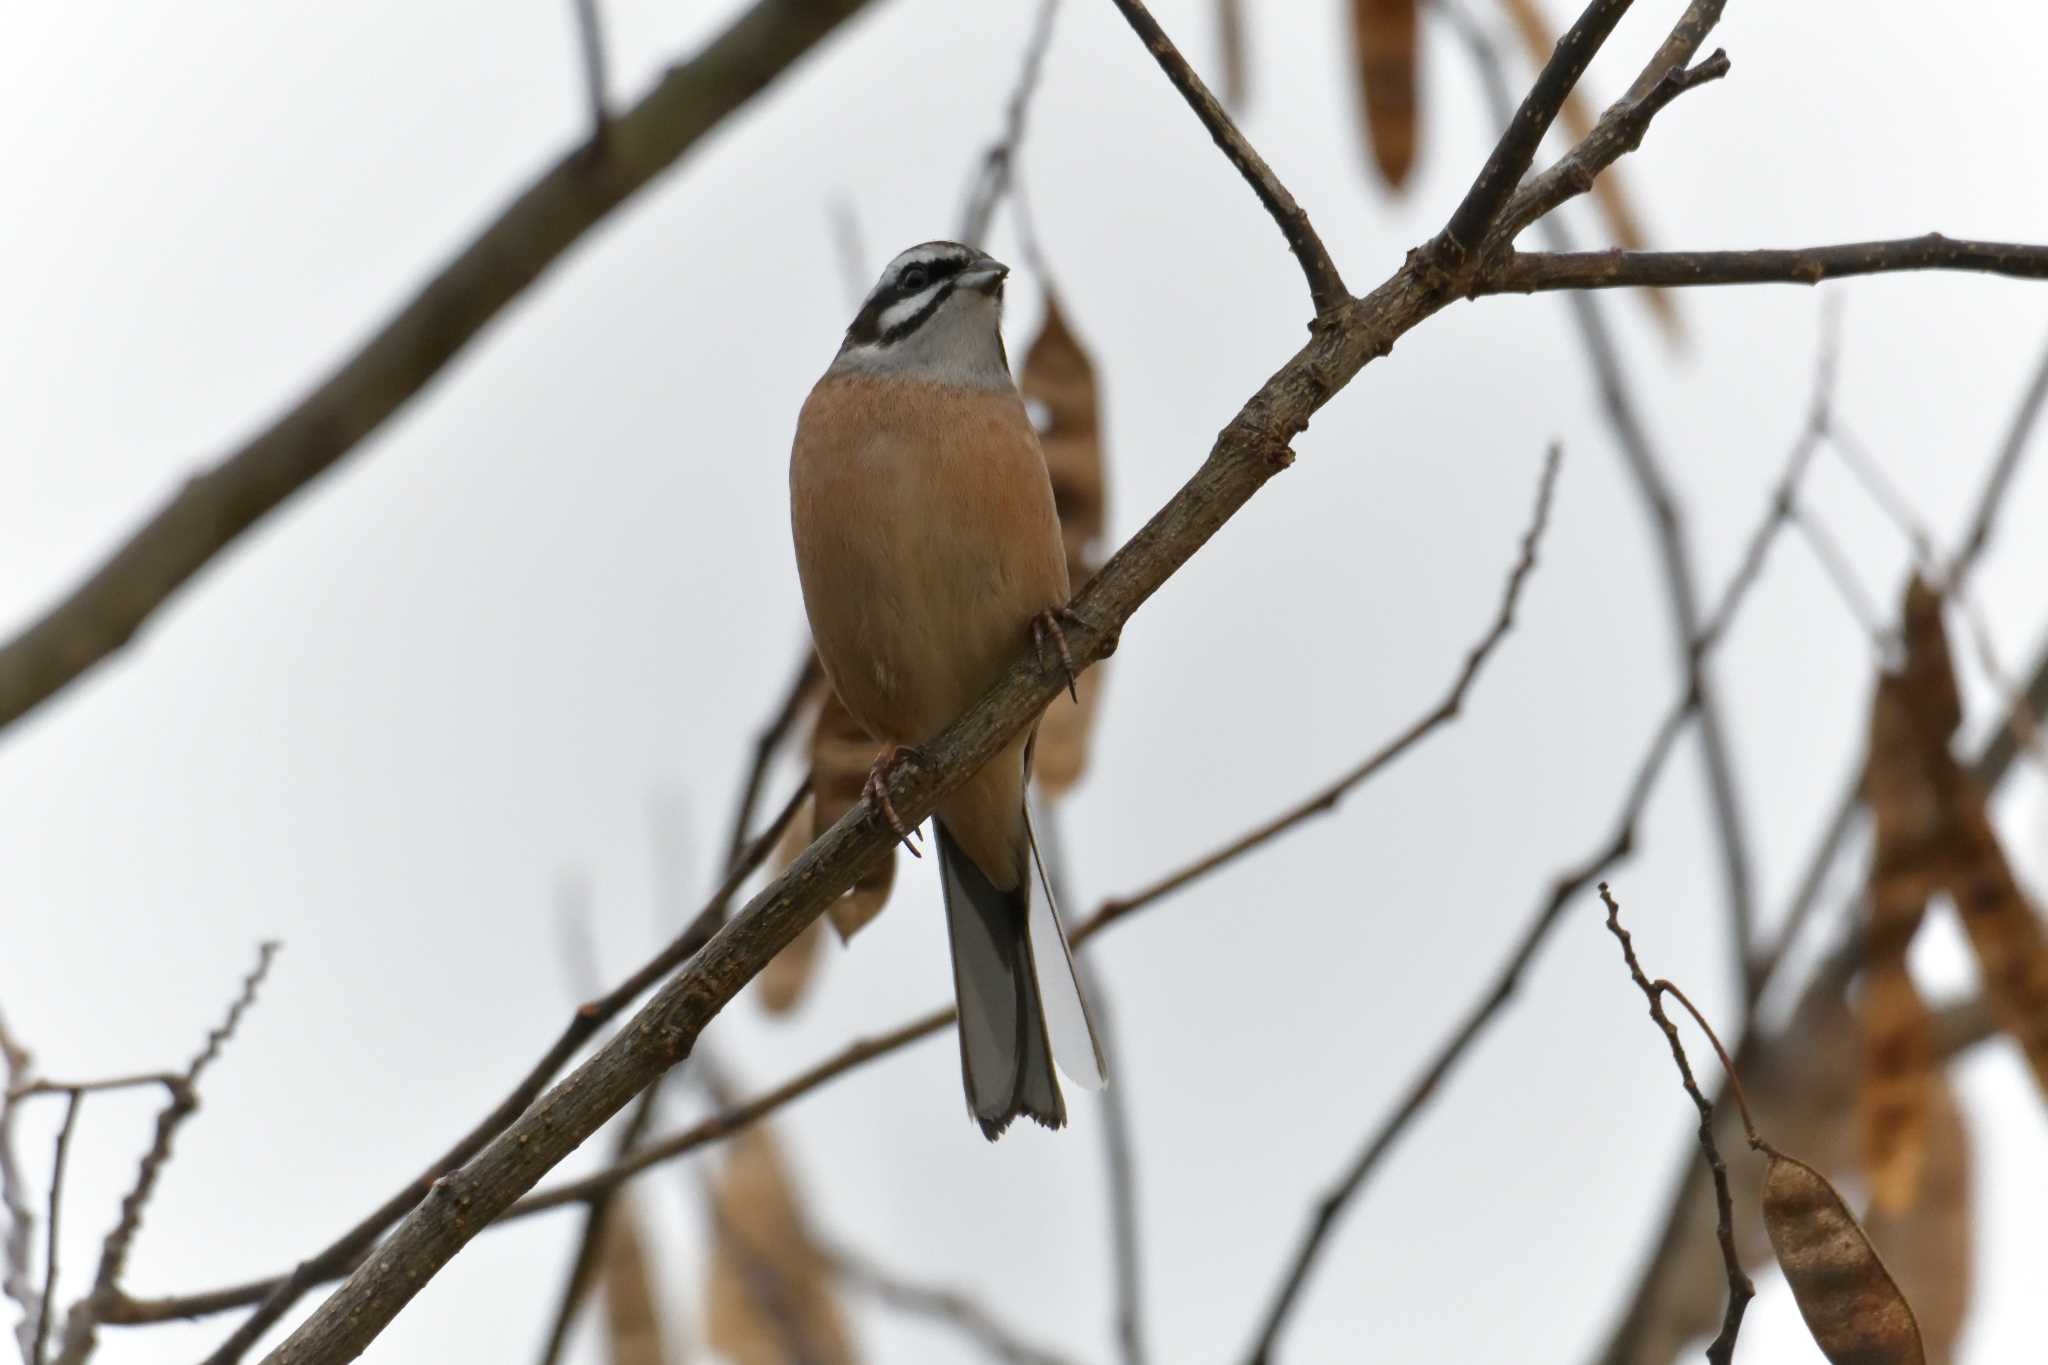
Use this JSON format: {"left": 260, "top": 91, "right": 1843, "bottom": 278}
{"left": 1822, "top": 418, "right": 1936, "bottom": 564}
{"left": 0, "top": 0, "right": 888, "bottom": 739}
{"left": 1096, "top": 444, "right": 1561, "bottom": 935}
{"left": 1101, "top": 0, "right": 1348, "bottom": 314}
{"left": 1952, "top": 331, "right": 2048, "bottom": 578}
{"left": 569, "top": 0, "right": 610, "bottom": 140}
{"left": 1786, "top": 499, "right": 1893, "bottom": 651}
{"left": 168, "top": 786, "right": 802, "bottom": 1361}
{"left": 723, "top": 650, "right": 822, "bottom": 875}
{"left": 1037, "top": 806, "right": 1148, "bottom": 1365}
{"left": 1597, "top": 886, "right": 1753, "bottom": 1365}
{"left": 1438, "top": 0, "right": 1657, "bottom": 258}
{"left": 33, "top": 1096, "right": 79, "bottom": 1365}
{"left": 0, "top": 1012, "right": 34, "bottom": 1365}
{"left": 1442, "top": 0, "right": 1761, "bottom": 1001}
{"left": 1491, "top": 237, "right": 2048, "bottom": 292}
{"left": 1238, "top": 340, "right": 1829, "bottom": 1363}
{"left": 50, "top": 942, "right": 281, "bottom": 1365}
{"left": 958, "top": 0, "right": 1063, "bottom": 250}
{"left": 825, "top": 1242, "right": 1086, "bottom": 1365}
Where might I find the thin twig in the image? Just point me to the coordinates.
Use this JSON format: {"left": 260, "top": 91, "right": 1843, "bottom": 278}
{"left": 958, "top": 0, "right": 1063, "bottom": 250}
{"left": 172, "top": 786, "right": 802, "bottom": 1361}
{"left": 1951, "top": 331, "right": 2048, "bottom": 578}
{"left": 1438, "top": 0, "right": 1644, "bottom": 257}
{"left": 1096, "top": 444, "right": 1562, "bottom": 935}
{"left": 825, "top": 1242, "right": 1086, "bottom": 1365}
{"left": 0, "top": 0, "right": 888, "bottom": 739}
{"left": 570, "top": 0, "right": 610, "bottom": 142}
{"left": 1443, "top": 0, "right": 1761, "bottom": 1000}
{"left": 0, "top": 1010, "right": 35, "bottom": 1365}
{"left": 1237, "top": 336, "right": 1830, "bottom": 1363}
{"left": 1597, "top": 886, "right": 1753, "bottom": 1365}
{"left": 1491, "top": 236, "right": 2048, "bottom": 292}
{"left": 1038, "top": 806, "right": 1148, "bottom": 1365}
{"left": 1101, "top": 0, "right": 1347, "bottom": 314}
{"left": 1786, "top": 499, "right": 1893, "bottom": 652}
{"left": 723, "top": 650, "right": 822, "bottom": 876}
{"left": 1822, "top": 418, "right": 1937, "bottom": 564}
{"left": 6, "top": 1077, "right": 180, "bottom": 1105}
{"left": 33, "top": 1096, "right": 78, "bottom": 1365}
{"left": 50, "top": 942, "right": 281, "bottom": 1365}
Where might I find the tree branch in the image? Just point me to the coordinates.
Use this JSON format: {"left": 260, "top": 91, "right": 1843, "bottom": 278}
{"left": 1102, "top": 0, "right": 1348, "bottom": 314}
{"left": 958, "top": 0, "right": 1064, "bottom": 249}
{"left": 50, "top": 942, "right": 280, "bottom": 1365}
{"left": 0, "top": 0, "right": 888, "bottom": 739}
{"left": 825, "top": 1242, "right": 1087, "bottom": 1365}
{"left": 1597, "top": 887, "right": 1753, "bottom": 1365}
{"left": 1491, "top": 236, "right": 2048, "bottom": 292}
{"left": 168, "top": 785, "right": 803, "bottom": 1361}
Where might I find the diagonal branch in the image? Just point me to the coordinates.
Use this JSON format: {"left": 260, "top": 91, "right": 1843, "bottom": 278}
{"left": 0, "top": 0, "right": 890, "bottom": 739}
{"left": 1102, "top": 0, "right": 1348, "bottom": 314}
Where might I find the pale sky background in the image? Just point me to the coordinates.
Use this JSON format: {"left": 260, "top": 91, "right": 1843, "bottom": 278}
{"left": 4, "top": 2, "right": 2047, "bottom": 1362}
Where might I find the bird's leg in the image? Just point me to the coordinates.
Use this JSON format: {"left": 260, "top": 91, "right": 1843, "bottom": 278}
{"left": 863, "top": 743, "right": 926, "bottom": 857}
{"left": 1030, "top": 605, "right": 1089, "bottom": 703}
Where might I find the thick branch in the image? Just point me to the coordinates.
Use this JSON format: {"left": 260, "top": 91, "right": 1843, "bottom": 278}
{"left": 1492, "top": 237, "right": 2048, "bottom": 292}
{"left": 0, "top": 0, "right": 886, "bottom": 738}
{"left": 1102, "top": 0, "right": 1348, "bottom": 313}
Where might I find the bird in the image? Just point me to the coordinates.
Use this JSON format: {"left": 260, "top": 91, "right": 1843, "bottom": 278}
{"left": 789, "top": 240, "right": 1107, "bottom": 1139}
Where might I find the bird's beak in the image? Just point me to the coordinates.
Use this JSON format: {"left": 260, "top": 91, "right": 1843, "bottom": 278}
{"left": 957, "top": 261, "right": 1010, "bottom": 294}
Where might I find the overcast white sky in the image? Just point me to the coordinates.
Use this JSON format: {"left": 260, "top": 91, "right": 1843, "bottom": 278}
{"left": 4, "top": 2, "right": 2046, "bottom": 1362}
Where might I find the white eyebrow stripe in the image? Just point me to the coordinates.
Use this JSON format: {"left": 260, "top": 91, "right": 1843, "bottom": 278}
{"left": 876, "top": 281, "right": 946, "bottom": 334}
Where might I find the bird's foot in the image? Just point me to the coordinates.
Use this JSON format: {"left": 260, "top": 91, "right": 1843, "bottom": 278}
{"left": 863, "top": 744, "right": 926, "bottom": 857}
{"left": 1031, "top": 605, "right": 1090, "bottom": 703}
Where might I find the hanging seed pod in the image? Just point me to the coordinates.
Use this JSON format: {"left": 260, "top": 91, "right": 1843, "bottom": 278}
{"left": 1942, "top": 773, "right": 2048, "bottom": 1096}
{"left": 757, "top": 793, "right": 825, "bottom": 1014}
{"left": 1349, "top": 0, "right": 1419, "bottom": 190}
{"left": 599, "top": 1197, "right": 679, "bottom": 1365}
{"left": 1021, "top": 290, "right": 1111, "bottom": 799}
{"left": 1762, "top": 1147, "right": 1927, "bottom": 1365}
{"left": 1216, "top": 0, "right": 1249, "bottom": 112}
{"left": 706, "top": 1128, "right": 859, "bottom": 1365}
{"left": 1856, "top": 962, "right": 1934, "bottom": 1215}
{"left": 809, "top": 687, "right": 897, "bottom": 940}
{"left": 1864, "top": 1074, "right": 1973, "bottom": 1365}
{"left": 1498, "top": 0, "right": 1677, "bottom": 338}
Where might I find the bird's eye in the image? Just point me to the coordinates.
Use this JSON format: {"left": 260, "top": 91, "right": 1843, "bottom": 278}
{"left": 899, "top": 265, "right": 930, "bottom": 291}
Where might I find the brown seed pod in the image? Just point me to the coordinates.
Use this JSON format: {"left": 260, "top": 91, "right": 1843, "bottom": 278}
{"left": 1021, "top": 290, "right": 1111, "bottom": 799}
{"left": 1216, "top": 0, "right": 1249, "bottom": 112}
{"left": 756, "top": 793, "right": 825, "bottom": 1014}
{"left": 1762, "top": 1147, "right": 1927, "bottom": 1365}
{"left": 706, "top": 1128, "right": 858, "bottom": 1365}
{"left": 598, "top": 1197, "right": 678, "bottom": 1365}
{"left": 1350, "top": 0, "right": 1419, "bottom": 190}
{"left": 1856, "top": 962, "right": 1934, "bottom": 1215}
{"left": 809, "top": 686, "right": 897, "bottom": 941}
{"left": 1864, "top": 1074, "right": 1973, "bottom": 1365}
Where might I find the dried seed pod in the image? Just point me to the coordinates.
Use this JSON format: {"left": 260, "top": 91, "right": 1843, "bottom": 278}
{"left": 1864, "top": 1075, "right": 1973, "bottom": 1365}
{"left": 1350, "top": 0, "right": 1418, "bottom": 190}
{"left": 809, "top": 687, "right": 897, "bottom": 940}
{"left": 1762, "top": 1147, "right": 1927, "bottom": 1365}
{"left": 756, "top": 791, "right": 825, "bottom": 1014}
{"left": 599, "top": 1197, "right": 678, "bottom": 1365}
{"left": 706, "top": 1128, "right": 858, "bottom": 1365}
{"left": 1216, "top": 0, "right": 1249, "bottom": 112}
{"left": 1856, "top": 962, "right": 1934, "bottom": 1215}
{"left": 1022, "top": 291, "right": 1111, "bottom": 798}
{"left": 1942, "top": 776, "right": 2048, "bottom": 1096}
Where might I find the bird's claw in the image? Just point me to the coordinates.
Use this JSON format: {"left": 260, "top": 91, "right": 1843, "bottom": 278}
{"left": 1031, "top": 605, "right": 1088, "bottom": 703}
{"left": 864, "top": 745, "right": 925, "bottom": 857}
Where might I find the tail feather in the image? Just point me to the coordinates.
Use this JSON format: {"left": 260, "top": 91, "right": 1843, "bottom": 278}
{"left": 937, "top": 823, "right": 1069, "bottom": 1140}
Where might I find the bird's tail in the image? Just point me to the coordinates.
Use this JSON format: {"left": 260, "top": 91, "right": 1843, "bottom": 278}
{"left": 937, "top": 817, "right": 1106, "bottom": 1141}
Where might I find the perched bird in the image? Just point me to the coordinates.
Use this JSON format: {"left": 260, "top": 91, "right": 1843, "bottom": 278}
{"left": 789, "top": 240, "right": 1107, "bottom": 1139}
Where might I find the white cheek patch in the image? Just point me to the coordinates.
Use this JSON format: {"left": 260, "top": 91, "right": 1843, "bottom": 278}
{"left": 877, "top": 282, "right": 945, "bottom": 334}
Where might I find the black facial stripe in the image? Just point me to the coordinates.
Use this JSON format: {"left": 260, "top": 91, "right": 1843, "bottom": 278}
{"left": 878, "top": 279, "right": 958, "bottom": 345}
{"left": 841, "top": 247, "right": 981, "bottom": 347}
